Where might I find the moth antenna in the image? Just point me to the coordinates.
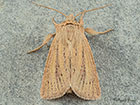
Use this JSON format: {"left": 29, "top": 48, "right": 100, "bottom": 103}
{"left": 74, "top": 4, "right": 112, "bottom": 18}
{"left": 32, "top": 2, "right": 67, "bottom": 17}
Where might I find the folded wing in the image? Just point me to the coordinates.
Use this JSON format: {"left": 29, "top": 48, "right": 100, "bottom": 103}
{"left": 40, "top": 37, "right": 70, "bottom": 99}
{"left": 70, "top": 33, "right": 101, "bottom": 100}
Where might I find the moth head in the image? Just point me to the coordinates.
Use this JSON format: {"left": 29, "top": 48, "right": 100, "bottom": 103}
{"left": 66, "top": 14, "right": 75, "bottom": 21}
{"left": 32, "top": 2, "right": 112, "bottom": 25}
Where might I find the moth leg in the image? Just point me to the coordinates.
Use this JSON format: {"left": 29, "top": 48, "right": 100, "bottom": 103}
{"left": 52, "top": 17, "right": 58, "bottom": 26}
{"left": 27, "top": 33, "right": 55, "bottom": 54}
{"left": 85, "top": 28, "right": 113, "bottom": 36}
{"left": 79, "top": 10, "right": 86, "bottom": 25}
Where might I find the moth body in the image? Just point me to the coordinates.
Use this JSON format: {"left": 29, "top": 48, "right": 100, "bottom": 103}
{"left": 28, "top": 2, "right": 113, "bottom": 100}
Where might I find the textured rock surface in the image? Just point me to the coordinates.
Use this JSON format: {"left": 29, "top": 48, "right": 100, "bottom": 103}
{"left": 0, "top": 0, "right": 140, "bottom": 105}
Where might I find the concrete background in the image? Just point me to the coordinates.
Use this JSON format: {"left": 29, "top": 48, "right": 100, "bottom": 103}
{"left": 0, "top": 0, "right": 140, "bottom": 105}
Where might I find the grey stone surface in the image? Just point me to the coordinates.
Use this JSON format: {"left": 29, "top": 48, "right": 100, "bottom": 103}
{"left": 0, "top": 0, "right": 140, "bottom": 105}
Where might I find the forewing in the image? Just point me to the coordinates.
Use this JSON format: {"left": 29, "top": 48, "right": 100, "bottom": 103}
{"left": 40, "top": 37, "right": 70, "bottom": 99}
{"left": 71, "top": 33, "right": 101, "bottom": 100}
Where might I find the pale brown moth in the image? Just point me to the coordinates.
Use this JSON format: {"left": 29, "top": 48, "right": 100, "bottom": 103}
{"left": 28, "top": 2, "right": 113, "bottom": 100}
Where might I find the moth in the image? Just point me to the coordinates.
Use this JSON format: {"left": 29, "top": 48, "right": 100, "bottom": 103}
{"left": 28, "top": 2, "right": 113, "bottom": 100}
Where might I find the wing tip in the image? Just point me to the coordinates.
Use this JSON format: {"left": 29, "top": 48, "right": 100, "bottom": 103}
{"left": 40, "top": 87, "right": 71, "bottom": 100}
{"left": 40, "top": 93, "right": 65, "bottom": 100}
{"left": 76, "top": 93, "right": 101, "bottom": 100}
{"left": 71, "top": 87, "right": 101, "bottom": 100}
